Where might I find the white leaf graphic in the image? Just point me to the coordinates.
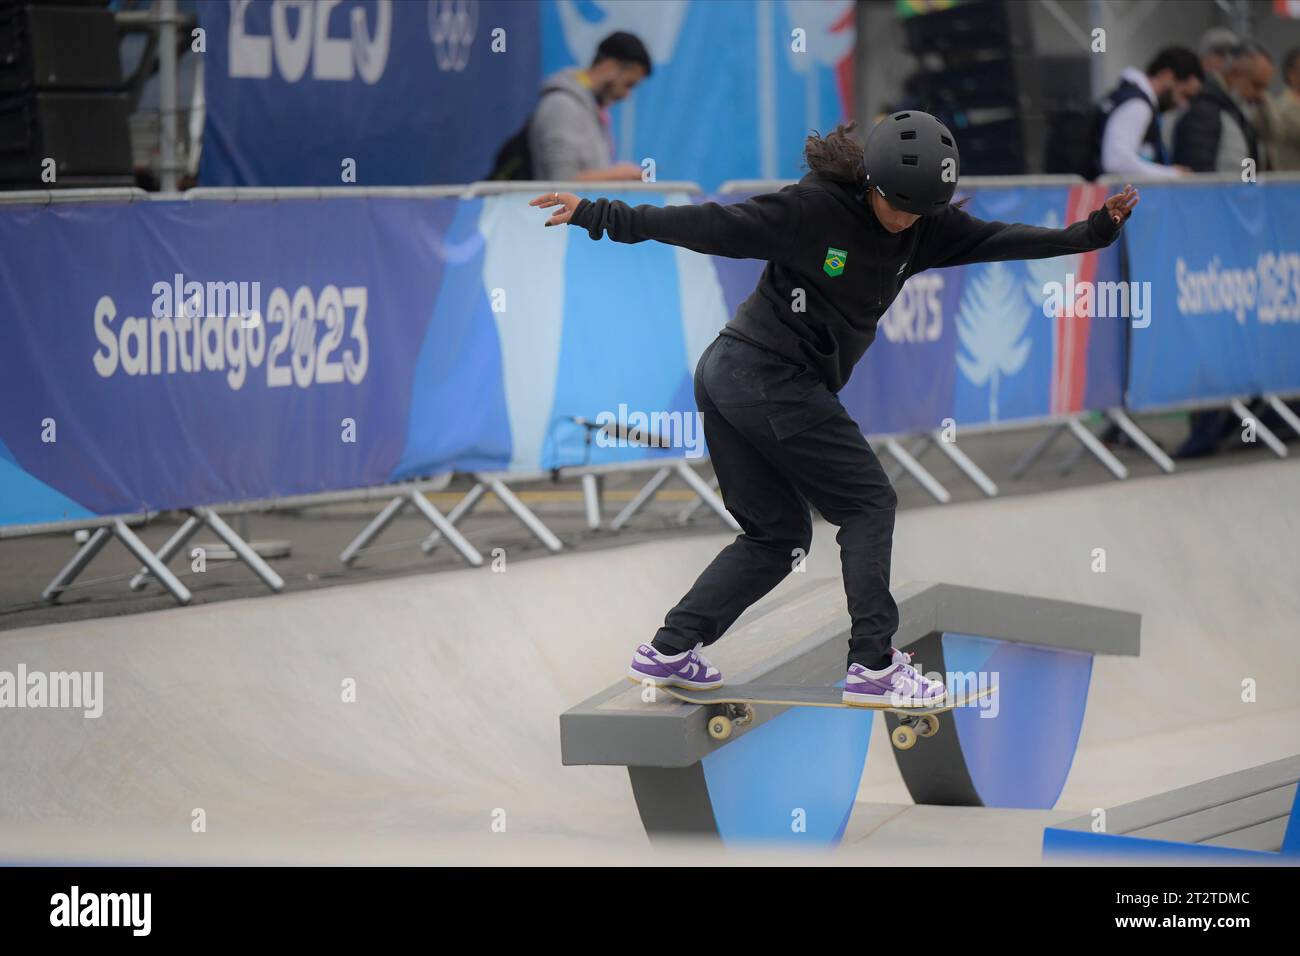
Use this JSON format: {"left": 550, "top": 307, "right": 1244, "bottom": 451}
{"left": 956, "top": 260, "right": 1032, "bottom": 422}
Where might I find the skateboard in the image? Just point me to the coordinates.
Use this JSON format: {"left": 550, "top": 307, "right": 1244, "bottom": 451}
{"left": 633, "top": 680, "right": 998, "bottom": 750}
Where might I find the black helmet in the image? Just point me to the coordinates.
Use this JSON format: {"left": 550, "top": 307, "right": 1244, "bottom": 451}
{"left": 860, "top": 111, "right": 960, "bottom": 215}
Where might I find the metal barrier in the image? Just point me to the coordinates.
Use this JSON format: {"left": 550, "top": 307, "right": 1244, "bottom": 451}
{"left": 0, "top": 188, "right": 152, "bottom": 205}
{"left": 1090, "top": 171, "right": 1299, "bottom": 465}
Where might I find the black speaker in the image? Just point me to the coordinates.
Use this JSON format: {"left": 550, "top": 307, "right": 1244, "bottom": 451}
{"left": 901, "top": 0, "right": 1029, "bottom": 175}
{"left": 0, "top": 90, "right": 132, "bottom": 184}
{"left": 0, "top": 4, "right": 123, "bottom": 93}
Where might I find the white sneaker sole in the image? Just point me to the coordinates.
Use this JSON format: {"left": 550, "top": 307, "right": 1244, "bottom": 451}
{"left": 626, "top": 670, "right": 722, "bottom": 691}
{"left": 842, "top": 691, "right": 949, "bottom": 708}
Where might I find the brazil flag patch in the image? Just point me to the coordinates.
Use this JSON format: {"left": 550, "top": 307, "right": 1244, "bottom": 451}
{"left": 823, "top": 247, "right": 847, "bottom": 277}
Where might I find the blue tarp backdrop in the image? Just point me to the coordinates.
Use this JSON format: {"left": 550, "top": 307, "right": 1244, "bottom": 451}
{"left": 538, "top": 0, "right": 855, "bottom": 190}
{"left": 198, "top": 0, "right": 542, "bottom": 186}
{"left": 198, "top": 0, "right": 855, "bottom": 190}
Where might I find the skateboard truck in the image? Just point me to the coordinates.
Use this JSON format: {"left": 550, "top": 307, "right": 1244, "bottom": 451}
{"left": 889, "top": 713, "right": 940, "bottom": 750}
{"left": 707, "top": 703, "right": 756, "bottom": 741}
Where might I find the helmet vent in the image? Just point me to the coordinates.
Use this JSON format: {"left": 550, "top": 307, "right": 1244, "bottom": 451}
{"left": 940, "top": 135, "right": 953, "bottom": 147}
{"left": 894, "top": 112, "right": 911, "bottom": 120}
{"left": 900, "top": 130, "right": 917, "bottom": 141}
{"left": 901, "top": 154, "right": 919, "bottom": 166}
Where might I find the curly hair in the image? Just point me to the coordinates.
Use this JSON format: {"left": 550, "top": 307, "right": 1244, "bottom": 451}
{"left": 803, "top": 119, "right": 969, "bottom": 210}
{"left": 802, "top": 122, "right": 865, "bottom": 184}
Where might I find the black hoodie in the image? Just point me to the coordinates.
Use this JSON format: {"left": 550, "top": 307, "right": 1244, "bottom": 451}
{"left": 569, "top": 171, "right": 1123, "bottom": 393}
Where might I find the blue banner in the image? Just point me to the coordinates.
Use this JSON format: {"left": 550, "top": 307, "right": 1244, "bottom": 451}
{"left": 198, "top": 0, "right": 541, "bottom": 186}
{"left": 0, "top": 197, "right": 510, "bottom": 527}
{"left": 0, "top": 189, "right": 711, "bottom": 528}
{"left": 17, "top": 180, "right": 1288, "bottom": 531}
{"left": 473, "top": 189, "right": 715, "bottom": 473}
{"left": 1124, "top": 182, "right": 1300, "bottom": 409}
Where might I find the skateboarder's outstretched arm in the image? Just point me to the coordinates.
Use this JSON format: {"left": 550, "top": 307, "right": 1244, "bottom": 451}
{"left": 529, "top": 188, "right": 805, "bottom": 263}
{"left": 913, "top": 184, "right": 1139, "bottom": 272}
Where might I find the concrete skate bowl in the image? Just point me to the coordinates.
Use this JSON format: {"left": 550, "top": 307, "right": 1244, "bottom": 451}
{"left": 0, "top": 459, "right": 1297, "bottom": 863}
{"left": 0, "top": 542, "right": 732, "bottom": 864}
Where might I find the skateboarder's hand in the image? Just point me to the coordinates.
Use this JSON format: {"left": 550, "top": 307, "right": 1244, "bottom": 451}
{"left": 1104, "top": 184, "right": 1139, "bottom": 225}
{"left": 531, "top": 191, "right": 581, "bottom": 227}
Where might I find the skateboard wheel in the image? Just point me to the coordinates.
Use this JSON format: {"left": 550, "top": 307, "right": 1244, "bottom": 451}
{"left": 708, "top": 716, "right": 733, "bottom": 741}
{"left": 917, "top": 714, "right": 940, "bottom": 738}
{"left": 891, "top": 725, "right": 917, "bottom": 750}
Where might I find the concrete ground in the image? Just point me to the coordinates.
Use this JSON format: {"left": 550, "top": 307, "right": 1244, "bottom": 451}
{"left": 0, "top": 407, "right": 1296, "bottom": 864}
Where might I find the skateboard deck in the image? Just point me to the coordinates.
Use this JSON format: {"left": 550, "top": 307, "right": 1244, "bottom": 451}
{"left": 634, "top": 679, "right": 998, "bottom": 749}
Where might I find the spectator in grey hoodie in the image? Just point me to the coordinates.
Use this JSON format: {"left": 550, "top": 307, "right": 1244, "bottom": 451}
{"left": 529, "top": 32, "right": 652, "bottom": 182}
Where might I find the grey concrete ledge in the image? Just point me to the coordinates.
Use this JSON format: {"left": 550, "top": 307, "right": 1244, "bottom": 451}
{"left": 561, "top": 578, "right": 1140, "bottom": 768}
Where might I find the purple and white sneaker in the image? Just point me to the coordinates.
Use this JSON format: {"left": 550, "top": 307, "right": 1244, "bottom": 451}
{"left": 628, "top": 642, "right": 722, "bottom": 690}
{"left": 842, "top": 647, "right": 947, "bottom": 707}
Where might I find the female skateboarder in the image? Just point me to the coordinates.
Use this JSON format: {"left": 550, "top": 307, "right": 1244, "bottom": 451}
{"left": 532, "top": 111, "right": 1138, "bottom": 707}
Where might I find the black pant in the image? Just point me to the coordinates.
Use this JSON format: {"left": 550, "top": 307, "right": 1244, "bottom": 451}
{"left": 652, "top": 334, "right": 899, "bottom": 671}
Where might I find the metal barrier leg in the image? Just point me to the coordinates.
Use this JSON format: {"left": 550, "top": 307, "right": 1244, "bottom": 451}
{"left": 1065, "top": 417, "right": 1128, "bottom": 479}
{"left": 340, "top": 495, "right": 407, "bottom": 566}
{"left": 1009, "top": 423, "right": 1064, "bottom": 480}
{"left": 581, "top": 473, "right": 602, "bottom": 530}
{"left": 407, "top": 490, "right": 485, "bottom": 566}
{"left": 1055, "top": 441, "right": 1087, "bottom": 475}
{"left": 486, "top": 478, "right": 564, "bottom": 553}
{"left": 111, "top": 519, "right": 192, "bottom": 605}
{"left": 195, "top": 507, "right": 285, "bottom": 592}
{"left": 931, "top": 434, "right": 999, "bottom": 496}
{"left": 673, "top": 461, "right": 741, "bottom": 532}
{"left": 884, "top": 438, "right": 950, "bottom": 504}
{"left": 129, "top": 514, "right": 203, "bottom": 590}
{"left": 1107, "top": 409, "right": 1175, "bottom": 473}
{"left": 43, "top": 527, "right": 113, "bottom": 603}
{"left": 886, "top": 436, "right": 932, "bottom": 485}
{"left": 610, "top": 467, "right": 672, "bottom": 531}
{"left": 422, "top": 482, "right": 487, "bottom": 554}
{"left": 1233, "top": 398, "right": 1289, "bottom": 457}
{"left": 676, "top": 475, "right": 719, "bottom": 524}
{"left": 1264, "top": 393, "right": 1300, "bottom": 440}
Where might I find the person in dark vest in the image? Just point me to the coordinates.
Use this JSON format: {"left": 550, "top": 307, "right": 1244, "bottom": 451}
{"left": 1096, "top": 47, "right": 1202, "bottom": 179}
{"left": 1175, "top": 41, "right": 1275, "bottom": 173}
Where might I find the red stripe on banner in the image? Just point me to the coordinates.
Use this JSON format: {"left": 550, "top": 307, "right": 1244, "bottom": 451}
{"left": 833, "top": 3, "right": 857, "bottom": 119}
{"left": 1054, "top": 184, "right": 1099, "bottom": 414}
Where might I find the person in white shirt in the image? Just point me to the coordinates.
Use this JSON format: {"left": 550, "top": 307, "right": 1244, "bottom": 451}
{"left": 1096, "top": 47, "right": 1203, "bottom": 179}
